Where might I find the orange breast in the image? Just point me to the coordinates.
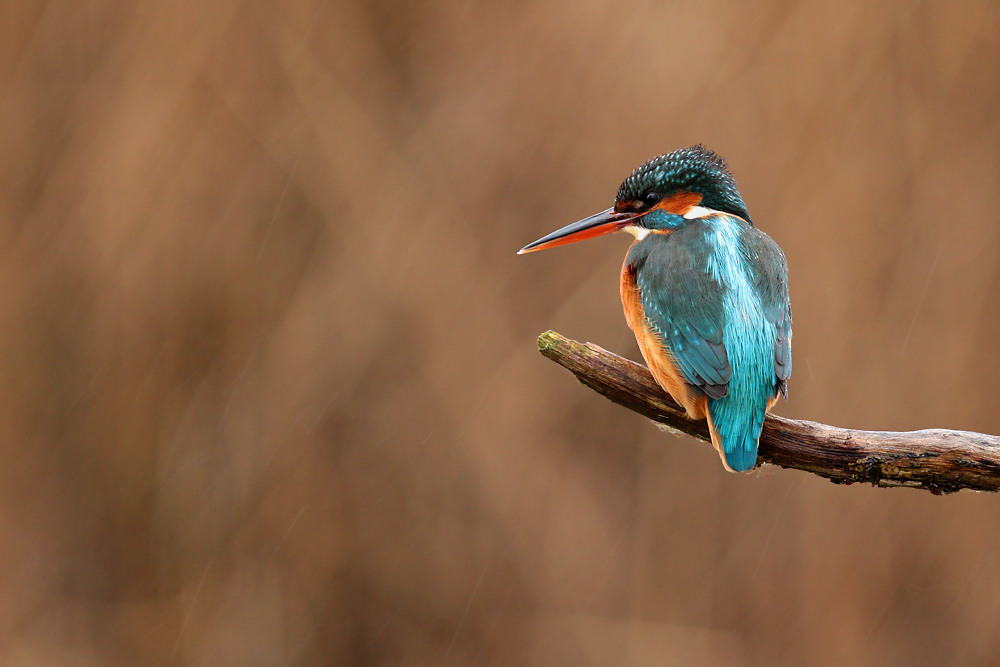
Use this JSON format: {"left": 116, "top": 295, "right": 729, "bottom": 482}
{"left": 620, "top": 250, "right": 707, "bottom": 420}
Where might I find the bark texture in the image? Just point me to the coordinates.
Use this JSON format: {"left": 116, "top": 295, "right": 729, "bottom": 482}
{"left": 538, "top": 330, "right": 1000, "bottom": 493}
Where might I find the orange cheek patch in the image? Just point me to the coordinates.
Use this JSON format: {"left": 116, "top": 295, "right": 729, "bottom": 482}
{"left": 656, "top": 191, "right": 703, "bottom": 216}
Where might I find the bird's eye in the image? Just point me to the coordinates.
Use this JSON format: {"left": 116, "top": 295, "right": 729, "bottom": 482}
{"left": 643, "top": 192, "right": 660, "bottom": 207}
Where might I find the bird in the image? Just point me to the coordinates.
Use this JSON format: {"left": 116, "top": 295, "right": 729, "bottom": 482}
{"left": 519, "top": 145, "right": 791, "bottom": 472}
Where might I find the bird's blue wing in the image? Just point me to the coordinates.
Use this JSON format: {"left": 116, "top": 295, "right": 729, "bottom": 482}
{"left": 628, "top": 219, "right": 791, "bottom": 400}
{"left": 628, "top": 217, "right": 790, "bottom": 472}
{"left": 745, "top": 227, "right": 792, "bottom": 397}
{"left": 628, "top": 231, "right": 732, "bottom": 399}
{"left": 773, "top": 304, "right": 792, "bottom": 397}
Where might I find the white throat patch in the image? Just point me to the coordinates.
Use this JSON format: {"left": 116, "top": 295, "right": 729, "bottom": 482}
{"left": 683, "top": 206, "right": 718, "bottom": 219}
{"left": 623, "top": 225, "right": 653, "bottom": 240}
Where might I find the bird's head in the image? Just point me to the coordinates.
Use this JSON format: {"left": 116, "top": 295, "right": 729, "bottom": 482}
{"left": 518, "top": 145, "right": 751, "bottom": 254}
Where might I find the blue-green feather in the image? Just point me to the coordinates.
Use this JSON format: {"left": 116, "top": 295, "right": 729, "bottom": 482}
{"left": 628, "top": 221, "right": 731, "bottom": 399}
{"left": 617, "top": 145, "right": 752, "bottom": 224}
{"left": 628, "top": 214, "right": 790, "bottom": 472}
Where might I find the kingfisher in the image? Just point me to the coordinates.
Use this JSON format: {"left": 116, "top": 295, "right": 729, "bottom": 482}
{"left": 519, "top": 145, "right": 791, "bottom": 472}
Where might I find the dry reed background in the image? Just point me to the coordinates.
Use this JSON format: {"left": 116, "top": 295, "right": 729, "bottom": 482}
{"left": 2, "top": 0, "right": 1000, "bottom": 664}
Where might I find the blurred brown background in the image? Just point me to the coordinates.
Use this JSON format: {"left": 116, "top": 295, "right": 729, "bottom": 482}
{"left": 1, "top": 0, "right": 1000, "bottom": 664}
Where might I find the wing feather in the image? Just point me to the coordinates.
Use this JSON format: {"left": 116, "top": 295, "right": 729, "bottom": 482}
{"left": 630, "top": 230, "right": 732, "bottom": 399}
{"left": 745, "top": 226, "right": 793, "bottom": 397}
{"left": 628, "top": 217, "right": 791, "bottom": 402}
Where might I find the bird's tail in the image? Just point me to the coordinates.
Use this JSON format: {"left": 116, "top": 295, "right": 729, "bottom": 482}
{"left": 705, "top": 396, "right": 767, "bottom": 473}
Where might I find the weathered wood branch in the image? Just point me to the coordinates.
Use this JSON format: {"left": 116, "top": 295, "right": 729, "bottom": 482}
{"left": 538, "top": 330, "right": 1000, "bottom": 494}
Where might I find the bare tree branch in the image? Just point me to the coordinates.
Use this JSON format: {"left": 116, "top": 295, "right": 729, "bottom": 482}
{"left": 538, "top": 330, "right": 1000, "bottom": 494}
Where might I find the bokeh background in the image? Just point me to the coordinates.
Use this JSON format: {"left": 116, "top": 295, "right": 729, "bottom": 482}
{"left": 2, "top": 0, "right": 1000, "bottom": 664}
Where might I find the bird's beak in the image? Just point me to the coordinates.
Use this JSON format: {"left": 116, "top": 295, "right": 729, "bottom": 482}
{"left": 517, "top": 207, "right": 645, "bottom": 254}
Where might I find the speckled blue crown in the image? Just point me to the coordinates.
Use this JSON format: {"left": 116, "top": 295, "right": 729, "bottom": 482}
{"left": 616, "top": 145, "right": 752, "bottom": 224}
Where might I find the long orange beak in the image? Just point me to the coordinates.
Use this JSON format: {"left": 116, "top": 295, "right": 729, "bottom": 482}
{"left": 517, "top": 207, "right": 646, "bottom": 254}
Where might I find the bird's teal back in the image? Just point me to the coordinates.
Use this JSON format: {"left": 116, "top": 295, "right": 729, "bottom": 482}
{"left": 628, "top": 213, "right": 789, "bottom": 472}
